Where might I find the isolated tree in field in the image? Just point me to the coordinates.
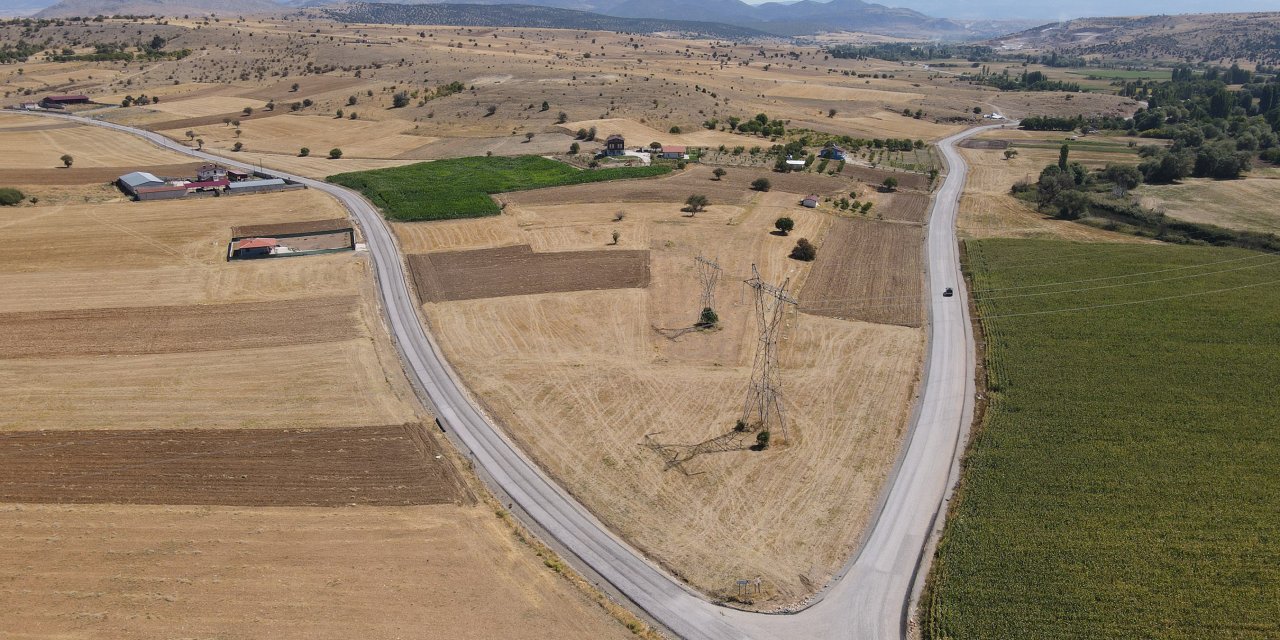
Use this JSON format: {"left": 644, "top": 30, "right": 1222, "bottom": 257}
{"left": 684, "top": 194, "right": 709, "bottom": 214}
{"left": 232, "top": 142, "right": 244, "bottom": 152}
{"left": 302, "top": 98, "right": 313, "bottom": 108}
{"left": 1058, "top": 143, "right": 1070, "bottom": 170}
{"left": 60, "top": 154, "right": 73, "bottom": 168}
{"left": 185, "top": 130, "right": 195, "bottom": 140}
{"left": 881, "top": 176, "right": 898, "bottom": 192}
{"left": 774, "top": 217, "right": 794, "bottom": 235}
{"left": 349, "top": 112, "right": 358, "bottom": 120}
{"left": 290, "top": 82, "right": 299, "bottom": 92}
{"left": 790, "top": 238, "right": 816, "bottom": 261}
{"left": 754, "top": 430, "right": 770, "bottom": 450}
{"left": 540, "top": 100, "right": 549, "bottom": 111}
{"left": 299, "top": 147, "right": 310, "bottom": 157}
{"left": 525, "top": 132, "right": 535, "bottom": 142}
{"left": 712, "top": 167, "right": 727, "bottom": 181}
{"left": 196, "top": 138, "right": 204, "bottom": 150}
{"left": 972, "top": 106, "right": 982, "bottom": 114}
{"left": 329, "top": 148, "right": 343, "bottom": 159}
{"left": 669, "top": 125, "right": 681, "bottom": 134}
{"left": 698, "top": 307, "right": 718, "bottom": 327}
{"left": 611, "top": 230, "right": 620, "bottom": 245}
{"left": 0, "top": 188, "right": 23, "bottom": 206}
{"left": 234, "top": 128, "right": 242, "bottom": 138}
{"left": 569, "top": 142, "right": 580, "bottom": 154}
{"left": 265, "top": 101, "right": 275, "bottom": 112}
{"left": 485, "top": 104, "right": 497, "bottom": 117}
{"left": 556, "top": 111, "right": 567, "bottom": 124}
{"left": 347, "top": 95, "right": 357, "bottom": 106}
{"left": 392, "top": 91, "right": 410, "bottom": 108}
{"left": 1004, "top": 149, "right": 1018, "bottom": 160}
{"left": 751, "top": 177, "right": 771, "bottom": 192}
{"left": 828, "top": 108, "right": 837, "bottom": 118}
{"left": 242, "top": 106, "right": 253, "bottom": 117}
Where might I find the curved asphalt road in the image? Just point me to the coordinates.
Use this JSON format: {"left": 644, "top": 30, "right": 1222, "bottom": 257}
{"left": 23, "top": 109, "right": 1000, "bottom": 639}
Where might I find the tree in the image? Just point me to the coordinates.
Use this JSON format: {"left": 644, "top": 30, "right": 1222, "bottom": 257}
{"left": 569, "top": 142, "right": 580, "bottom": 154}
{"left": 540, "top": 100, "right": 549, "bottom": 111}
{"left": 392, "top": 91, "right": 410, "bottom": 108}
{"left": 790, "top": 238, "right": 816, "bottom": 261}
{"left": 1058, "top": 143, "right": 1069, "bottom": 170}
{"left": 828, "top": 108, "right": 837, "bottom": 118}
{"left": 242, "top": 106, "right": 253, "bottom": 117}
{"left": 1003, "top": 149, "right": 1018, "bottom": 160}
{"left": 60, "top": 154, "right": 73, "bottom": 168}
{"left": 751, "top": 178, "right": 771, "bottom": 192}
{"left": 669, "top": 125, "right": 681, "bottom": 134}
{"left": 1052, "top": 189, "right": 1091, "bottom": 220}
{"left": 1102, "top": 163, "right": 1141, "bottom": 191}
{"left": 973, "top": 106, "right": 983, "bottom": 114}
{"left": 524, "top": 132, "right": 535, "bottom": 142}
{"left": 881, "top": 176, "right": 898, "bottom": 192}
{"left": 329, "top": 148, "right": 343, "bottom": 159}
{"left": 611, "top": 230, "right": 620, "bottom": 245}
{"left": 149, "top": 34, "right": 166, "bottom": 50}
{"left": 232, "top": 142, "right": 244, "bottom": 152}
{"left": 556, "top": 111, "right": 567, "bottom": 124}
{"left": 860, "top": 201, "right": 873, "bottom": 214}
{"left": 754, "top": 430, "right": 771, "bottom": 450}
{"left": 649, "top": 141, "right": 661, "bottom": 150}
{"left": 1139, "top": 150, "right": 1192, "bottom": 184}
{"left": 684, "top": 194, "right": 709, "bottom": 214}
{"left": 335, "top": 109, "right": 344, "bottom": 118}
{"left": 290, "top": 82, "right": 300, "bottom": 92}
{"left": 234, "top": 128, "right": 242, "bottom": 138}
{"left": 712, "top": 168, "right": 727, "bottom": 181}
{"left": 484, "top": 104, "right": 497, "bottom": 117}
{"left": 185, "top": 130, "right": 196, "bottom": 141}
{"left": 196, "top": 138, "right": 204, "bottom": 150}
{"left": 774, "top": 217, "right": 794, "bottom": 235}
{"left": 698, "top": 307, "right": 718, "bottom": 327}
{"left": 0, "top": 188, "right": 23, "bottom": 206}
{"left": 299, "top": 147, "right": 310, "bottom": 157}
{"left": 347, "top": 95, "right": 357, "bottom": 106}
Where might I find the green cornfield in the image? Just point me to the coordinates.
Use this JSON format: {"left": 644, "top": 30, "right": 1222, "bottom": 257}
{"left": 924, "top": 239, "right": 1280, "bottom": 639}
{"left": 328, "top": 155, "right": 670, "bottom": 221}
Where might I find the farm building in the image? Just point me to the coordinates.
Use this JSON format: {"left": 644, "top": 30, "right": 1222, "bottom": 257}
{"left": 660, "top": 145, "right": 687, "bottom": 160}
{"left": 196, "top": 164, "right": 229, "bottom": 181}
{"left": 39, "top": 95, "right": 90, "bottom": 109}
{"left": 232, "top": 237, "right": 279, "bottom": 259}
{"left": 785, "top": 158, "right": 806, "bottom": 170}
{"left": 117, "top": 171, "right": 166, "bottom": 197}
{"left": 820, "top": 146, "right": 847, "bottom": 161}
{"left": 228, "top": 178, "right": 289, "bottom": 194}
{"left": 802, "top": 195, "right": 820, "bottom": 208}
{"left": 604, "top": 134, "right": 625, "bottom": 156}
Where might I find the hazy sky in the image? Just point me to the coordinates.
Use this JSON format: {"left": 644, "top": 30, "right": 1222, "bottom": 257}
{"left": 741, "top": 0, "right": 1279, "bottom": 21}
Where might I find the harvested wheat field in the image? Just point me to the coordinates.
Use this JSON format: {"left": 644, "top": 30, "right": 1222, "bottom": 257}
{"left": 800, "top": 218, "right": 924, "bottom": 326}
{"left": 0, "top": 295, "right": 360, "bottom": 358}
{"left": 562, "top": 117, "right": 744, "bottom": 149}
{"left": 145, "top": 96, "right": 270, "bottom": 118}
{"left": 409, "top": 245, "right": 650, "bottom": 301}
{"left": 1137, "top": 177, "right": 1280, "bottom": 234}
{"left": 0, "top": 113, "right": 190, "bottom": 169}
{"left": 866, "top": 190, "right": 931, "bottom": 223}
{"left": 415, "top": 181, "right": 924, "bottom": 604}
{"left": 0, "top": 162, "right": 204, "bottom": 185}
{"left": 0, "top": 503, "right": 632, "bottom": 640}
{"left": 0, "top": 423, "right": 461, "bottom": 506}
{"left": 169, "top": 114, "right": 433, "bottom": 158}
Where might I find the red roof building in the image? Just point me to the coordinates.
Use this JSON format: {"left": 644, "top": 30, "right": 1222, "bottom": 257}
{"left": 236, "top": 238, "right": 279, "bottom": 250}
{"left": 660, "top": 145, "right": 687, "bottom": 159}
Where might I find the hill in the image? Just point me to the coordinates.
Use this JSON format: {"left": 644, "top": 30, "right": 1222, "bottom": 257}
{"left": 988, "top": 12, "right": 1280, "bottom": 65}
{"left": 321, "top": 2, "right": 772, "bottom": 39}
{"left": 36, "top": 0, "right": 284, "bottom": 16}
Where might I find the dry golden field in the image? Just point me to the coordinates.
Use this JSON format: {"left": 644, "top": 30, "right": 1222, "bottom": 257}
{"left": 1137, "top": 176, "right": 1280, "bottom": 234}
{"left": 408, "top": 168, "right": 926, "bottom": 604}
{"left": 0, "top": 114, "right": 636, "bottom": 639}
{"left": 0, "top": 112, "right": 190, "bottom": 169}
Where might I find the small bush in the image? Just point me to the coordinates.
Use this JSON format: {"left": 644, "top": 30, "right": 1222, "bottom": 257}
{"left": 299, "top": 147, "right": 310, "bottom": 157}
{"left": 329, "top": 148, "right": 343, "bottom": 159}
{"left": 232, "top": 142, "right": 244, "bottom": 152}
{"left": 0, "top": 187, "right": 24, "bottom": 206}
{"left": 751, "top": 178, "right": 771, "bottom": 192}
{"left": 698, "top": 307, "right": 718, "bottom": 327}
{"left": 790, "top": 238, "right": 816, "bottom": 261}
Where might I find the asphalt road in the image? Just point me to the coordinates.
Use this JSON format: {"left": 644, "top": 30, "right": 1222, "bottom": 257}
{"left": 23, "top": 110, "right": 1000, "bottom": 639}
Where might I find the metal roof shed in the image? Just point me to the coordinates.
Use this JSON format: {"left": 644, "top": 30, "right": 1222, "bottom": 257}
{"left": 119, "top": 171, "right": 165, "bottom": 189}
{"left": 228, "top": 178, "right": 286, "bottom": 190}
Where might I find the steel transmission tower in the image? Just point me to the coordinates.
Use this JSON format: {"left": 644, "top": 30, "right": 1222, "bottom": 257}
{"left": 740, "top": 264, "right": 796, "bottom": 443}
{"left": 695, "top": 255, "right": 721, "bottom": 323}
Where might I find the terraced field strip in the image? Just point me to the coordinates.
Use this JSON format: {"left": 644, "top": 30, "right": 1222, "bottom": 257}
{"left": 925, "top": 239, "right": 1280, "bottom": 640}
{"left": 0, "top": 162, "right": 205, "bottom": 185}
{"left": 409, "top": 245, "right": 650, "bottom": 301}
{"left": 0, "top": 423, "right": 461, "bottom": 506}
{"left": 800, "top": 218, "right": 924, "bottom": 327}
{"left": 0, "top": 295, "right": 360, "bottom": 357}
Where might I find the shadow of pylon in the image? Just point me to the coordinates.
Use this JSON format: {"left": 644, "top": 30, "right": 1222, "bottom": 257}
{"left": 641, "top": 429, "right": 752, "bottom": 475}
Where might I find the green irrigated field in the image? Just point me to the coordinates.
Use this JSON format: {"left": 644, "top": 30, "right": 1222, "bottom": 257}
{"left": 328, "top": 156, "right": 670, "bottom": 221}
{"left": 1063, "top": 68, "right": 1173, "bottom": 81}
{"left": 924, "top": 239, "right": 1280, "bottom": 640}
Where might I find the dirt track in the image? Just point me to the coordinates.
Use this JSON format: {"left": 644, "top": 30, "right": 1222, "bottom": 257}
{"left": 0, "top": 423, "right": 462, "bottom": 506}
{"left": 800, "top": 218, "right": 924, "bottom": 327}
{"left": 0, "top": 295, "right": 360, "bottom": 358}
{"left": 409, "top": 245, "right": 650, "bottom": 302}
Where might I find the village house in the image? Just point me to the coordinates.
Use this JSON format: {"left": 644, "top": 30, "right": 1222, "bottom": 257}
{"left": 604, "top": 134, "right": 625, "bottom": 156}
{"left": 660, "top": 145, "right": 686, "bottom": 160}
{"left": 801, "top": 194, "right": 820, "bottom": 208}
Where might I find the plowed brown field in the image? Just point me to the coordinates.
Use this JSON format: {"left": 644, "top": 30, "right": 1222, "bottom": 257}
{"left": 0, "top": 423, "right": 461, "bottom": 506}
{"left": 841, "top": 163, "right": 931, "bottom": 191}
{"left": 0, "top": 162, "right": 205, "bottom": 186}
{"left": 800, "top": 218, "right": 924, "bottom": 327}
{"left": 409, "top": 245, "right": 650, "bottom": 302}
{"left": 0, "top": 295, "right": 360, "bottom": 358}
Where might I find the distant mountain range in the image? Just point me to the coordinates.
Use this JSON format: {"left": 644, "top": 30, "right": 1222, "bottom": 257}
{"left": 987, "top": 12, "right": 1280, "bottom": 64}
{"left": 30, "top": 0, "right": 1025, "bottom": 39}
{"left": 322, "top": 2, "right": 771, "bottom": 38}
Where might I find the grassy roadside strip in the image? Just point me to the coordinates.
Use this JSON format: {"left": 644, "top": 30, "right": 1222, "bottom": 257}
{"left": 923, "top": 239, "right": 1280, "bottom": 639}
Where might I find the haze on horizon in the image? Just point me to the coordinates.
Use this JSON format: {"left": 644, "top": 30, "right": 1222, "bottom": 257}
{"left": 742, "top": 0, "right": 1278, "bottom": 21}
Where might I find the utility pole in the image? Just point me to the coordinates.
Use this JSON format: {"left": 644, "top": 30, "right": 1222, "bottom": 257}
{"left": 740, "top": 264, "right": 796, "bottom": 443}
